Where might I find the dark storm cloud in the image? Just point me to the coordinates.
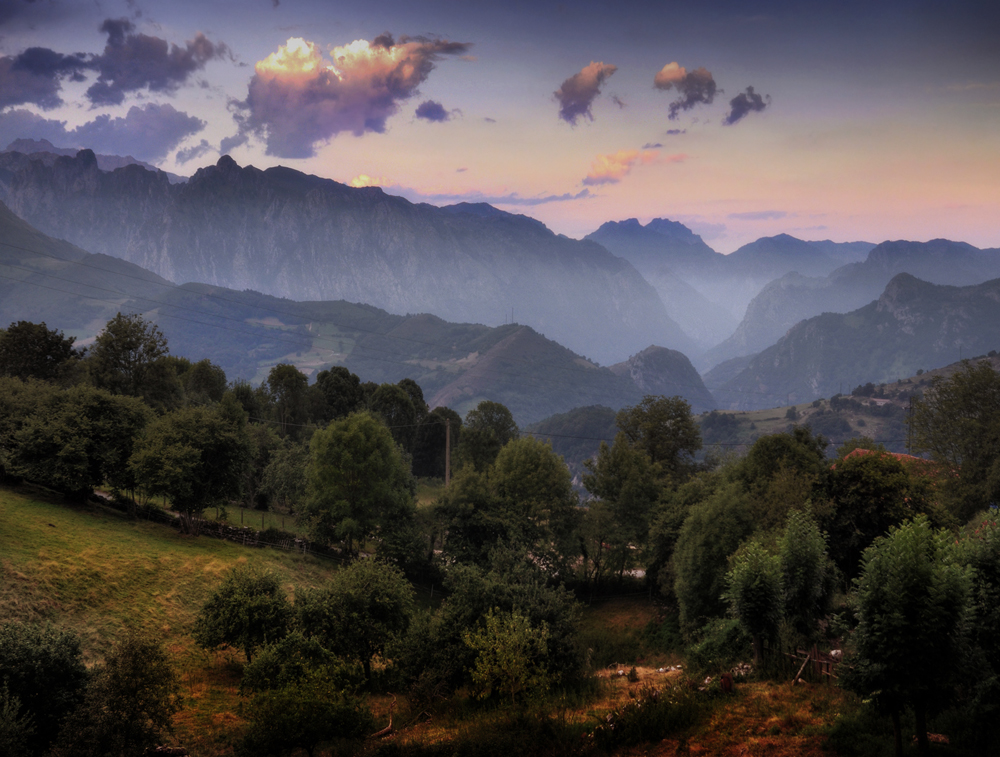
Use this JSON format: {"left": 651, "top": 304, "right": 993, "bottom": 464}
{"left": 0, "top": 103, "right": 205, "bottom": 162}
{"left": 554, "top": 61, "right": 617, "bottom": 125}
{"left": 86, "top": 18, "right": 230, "bottom": 106}
{"left": 229, "top": 35, "right": 471, "bottom": 158}
{"left": 723, "top": 86, "right": 771, "bottom": 125}
{"left": 415, "top": 100, "right": 450, "bottom": 122}
{"left": 654, "top": 62, "right": 718, "bottom": 120}
{"left": 0, "top": 45, "right": 92, "bottom": 109}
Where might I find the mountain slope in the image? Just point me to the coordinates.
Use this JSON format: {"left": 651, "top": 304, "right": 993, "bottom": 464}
{"left": 609, "top": 345, "right": 716, "bottom": 413}
{"left": 704, "top": 238, "right": 1000, "bottom": 366}
{"left": 1, "top": 150, "right": 690, "bottom": 365}
{"left": 715, "top": 273, "right": 1000, "bottom": 410}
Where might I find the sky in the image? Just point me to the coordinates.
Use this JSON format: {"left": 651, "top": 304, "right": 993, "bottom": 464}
{"left": 1, "top": 0, "right": 998, "bottom": 252}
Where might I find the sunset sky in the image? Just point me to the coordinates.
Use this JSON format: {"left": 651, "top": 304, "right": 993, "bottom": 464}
{"left": 1, "top": 0, "right": 998, "bottom": 252}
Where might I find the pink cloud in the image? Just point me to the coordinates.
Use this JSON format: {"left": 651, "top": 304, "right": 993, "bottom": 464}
{"left": 583, "top": 149, "right": 683, "bottom": 186}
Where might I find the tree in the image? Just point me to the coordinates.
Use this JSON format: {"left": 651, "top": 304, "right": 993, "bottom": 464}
{"left": 673, "top": 480, "right": 755, "bottom": 635}
{"left": 12, "top": 385, "right": 152, "bottom": 502}
{"left": 265, "top": 363, "right": 309, "bottom": 437}
{"left": 460, "top": 400, "right": 518, "bottom": 472}
{"left": 582, "top": 432, "right": 661, "bottom": 584}
{"left": 238, "top": 674, "right": 373, "bottom": 757}
{"left": 370, "top": 382, "right": 418, "bottom": 452}
{"left": 490, "top": 436, "right": 579, "bottom": 573}
{"left": 779, "top": 508, "right": 835, "bottom": 640}
{"left": 464, "top": 609, "right": 551, "bottom": 706}
{"left": 181, "top": 358, "right": 227, "bottom": 404}
{"left": 725, "top": 539, "right": 782, "bottom": 665}
{"left": 312, "top": 366, "right": 364, "bottom": 422}
{"left": 301, "top": 411, "right": 415, "bottom": 554}
{"left": 296, "top": 558, "right": 414, "bottom": 680}
{"left": 844, "top": 516, "right": 973, "bottom": 757}
{"left": 55, "top": 629, "right": 181, "bottom": 757}
{"left": 261, "top": 438, "right": 309, "bottom": 513}
{"left": 412, "top": 406, "right": 461, "bottom": 478}
{"left": 88, "top": 312, "right": 169, "bottom": 397}
{"left": 911, "top": 360, "right": 1000, "bottom": 521}
{"left": 0, "top": 320, "right": 82, "bottom": 383}
{"left": 192, "top": 563, "right": 292, "bottom": 663}
{"left": 129, "top": 399, "right": 252, "bottom": 531}
{"left": 0, "top": 686, "right": 34, "bottom": 757}
{"left": 0, "top": 622, "right": 87, "bottom": 755}
{"left": 615, "top": 395, "right": 702, "bottom": 486}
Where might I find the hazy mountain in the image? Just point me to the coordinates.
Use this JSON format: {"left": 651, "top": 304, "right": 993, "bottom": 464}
{"left": 1, "top": 200, "right": 719, "bottom": 424}
{"left": 3, "top": 138, "right": 188, "bottom": 184}
{"left": 704, "top": 239, "right": 1000, "bottom": 367}
{"left": 586, "top": 219, "right": 873, "bottom": 347}
{"left": 609, "top": 345, "right": 716, "bottom": 413}
{"left": 715, "top": 273, "right": 1000, "bottom": 411}
{"left": 0, "top": 150, "right": 691, "bottom": 366}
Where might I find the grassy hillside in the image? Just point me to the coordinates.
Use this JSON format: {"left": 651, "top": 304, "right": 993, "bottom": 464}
{"left": 0, "top": 484, "right": 339, "bottom": 755}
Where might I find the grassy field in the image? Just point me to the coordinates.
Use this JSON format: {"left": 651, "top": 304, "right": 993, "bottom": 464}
{"left": 1, "top": 484, "right": 861, "bottom": 757}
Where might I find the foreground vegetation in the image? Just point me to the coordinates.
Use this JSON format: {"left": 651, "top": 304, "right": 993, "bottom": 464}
{"left": 3, "top": 316, "right": 1000, "bottom": 756}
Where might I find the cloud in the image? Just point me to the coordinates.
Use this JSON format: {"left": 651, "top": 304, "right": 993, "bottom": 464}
{"left": 723, "top": 86, "right": 771, "bottom": 125}
{"left": 582, "top": 149, "right": 672, "bottom": 186}
{"left": 666, "top": 128, "right": 686, "bottom": 135}
{"left": 0, "top": 103, "right": 205, "bottom": 162}
{"left": 415, "top": 99, "right": 451, "bottom": 122}
{"left": 359, "top": 177, "right": 592, "bottom": 206}
{"left": 654, "top": 62, "right": 718, "bottom": 120}
{"left": 0, "top": 48, "right": 90, "bottom": 109}
{"left": 176, "top": 138, "right": 213, "bottom": 164}
{"left": 642, "top": 142, "right": 663, "bottom": 149}
{"left": 554, "top": 61, "right": 617, "bottom": 125}
{"left": 86, "top": 18, "right": 231, "bottom": 105}
{"left": 228, "top": 34, "right": 471, "bottom": 158}
{"left": 728, "top": 210, "right": 787, "bottom": 221}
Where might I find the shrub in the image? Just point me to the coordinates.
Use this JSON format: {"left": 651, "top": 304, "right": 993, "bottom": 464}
{"left": 686, "top": 618, "right": 752, "bottom": 675}
{"left": 590, "top": 682, "right": 703, "bottom": 748}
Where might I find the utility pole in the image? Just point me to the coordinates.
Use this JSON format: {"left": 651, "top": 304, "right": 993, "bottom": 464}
{"left": 907, "top": 396, "right": 914, "bottom": 454}
{"left": 445, "top": 419, "right": 451, "bottom": 487}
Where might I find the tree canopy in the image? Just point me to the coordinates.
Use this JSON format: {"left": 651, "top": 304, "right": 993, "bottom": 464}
{"left": 88, "top": 312, "right": 169, "bottom": 398}
{"left": 615, "top": 395, "right": 702, "bottom": 486}
{"left": 0, "top": 320, "right": 82, "bottom": 383}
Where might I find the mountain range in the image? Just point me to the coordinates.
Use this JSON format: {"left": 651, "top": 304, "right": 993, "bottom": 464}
{"left": 0, "top": 199, "right": 716, "bottom": 425}
{"left": 712, "top": 272, "right": 1000, "bottom": 410}
{"left": 0, "top": 148, "right": 688, "bottom": 367}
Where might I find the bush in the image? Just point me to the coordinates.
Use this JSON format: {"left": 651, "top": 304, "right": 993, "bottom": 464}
{"left": 685, "top": 618, "right": 752, "bottom": 675}
{"left": 590, "top": 682, "right": 703, "bottom": 748}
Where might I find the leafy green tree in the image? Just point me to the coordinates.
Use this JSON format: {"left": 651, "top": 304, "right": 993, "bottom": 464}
{"left": 12, "top": 385, "right": 153, "bottom": 501}
{"left": 779, "top": 508, "right": 836, "bottom": 639}
{"left": 88, "top": 312, "right": 169, "bottom": 398}
{"left": 844, "top": 516, "right": 973, "bottom": 757}
{"left": 826, "top": 449, "right": 929, "bottom": 578}
{"left": 238, "top": 674, "right": 373, "bottom": 757}
{"left": 228, "top": 379, "right": 271, "bottom": 422}
{"left": 0, "top": 320, "right": 83, "bottom": 383}
{"left": 181, "top": 358, "right": 227, "bottom": 404}
{"left": 396, "top": 549, "right": 582, "bottom": 695}
{"left": 725, "top": 539, "right": 782, "bottom": 665}
{"left": 129, "top": 398, "right": 252, "bottom": 531}
{"left": 911, "top": 360, "right": 1000, "bottom": 521}
{"left": 240, "top": 423, "right": 282, "bottom": 510}
{"left": 265, "top": 363, "right": 310, "bottom": 437}
{"left": 261, "top": 438, "right": 309, "bottom": 513}
{"left": 491, "top": 436, "right": 579, "bottom": 573}
{"left": 312, "top": 366, "right": 364, "bottom": 422}
{"left": 0, "top": 377, "right": 54, "bottom": 483}
{"left": 397, "top": 377, "right": 429, "bottom": 418}
{"left": 301, "top": 411, "right": 415, "bottom": 554}
{"left": 673, "top": 480, "right": 755, "bottom": 635}
{"left": 582, "top": 432, "right": 660, "bottom": 584}
{"left": 297, "top": 559, "right": 414, "bottom": 680}
{"left": 464, "top": 608, "right": 551, "bottom": 705}
{"left": 436, "top": 467, "right": 509, "bottom": 566}
{"left": 192, "top": 563, "right": 292, "bottom": 663}
{"left": 55, "top": 629, "right": 181, "bottom": 757}
{"left": 0, "top": 622, "right": 87, "bottom": 755}
{"left": 412, "top": 406, "right": 461, "bottom": 478}
{"left": 460, "top": 400, "right": 519, "bottom": 472}
{"left": 240, "top": 632, "right": 349, "bottom": 695}
{"left": 616, "top": 395, "right": 702, "bottom": 486}
{"left": 370, "top": 382, "right": 418, "bottom": 452}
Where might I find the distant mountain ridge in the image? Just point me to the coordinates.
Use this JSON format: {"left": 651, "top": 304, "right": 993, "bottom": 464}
{"left": 714, "top": 273, "right": 1000, "bottom": 410}
{"left": 704, "top": 238, "right": 1000, "bottom": 367}
{"left": 3, "top": 138, "right": 188, "bottom": 184}
{"left": 609, "top": 345, "right": 716, "bottom": 413}
{"left": 585, "top": 218, "right": 874, "bottom": 353}
{"left": 0, "top": 150, "right": 690, "bottom": 366}
{"left": 0, "top": 200, "right": 715, "bottom": 424}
